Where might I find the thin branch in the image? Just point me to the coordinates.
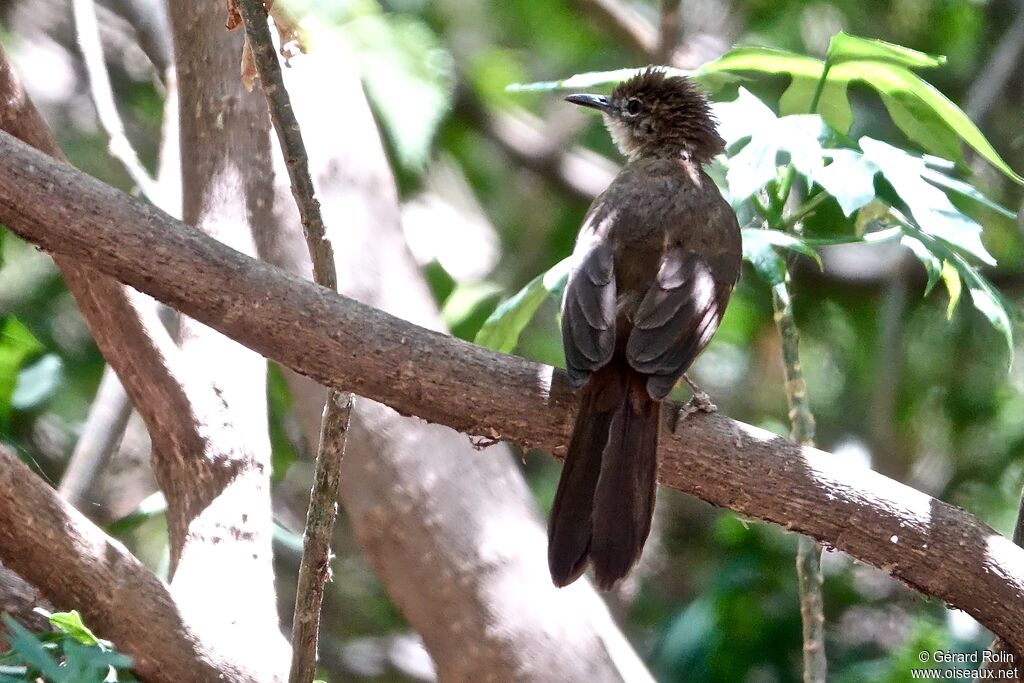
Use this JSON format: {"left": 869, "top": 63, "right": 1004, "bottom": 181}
{"left": 569, "top": 0, "right": 658, "bottom": 56}
{"left": 4, "top": 132, "right": 1024, "bottom": 658}
{"left": 57, "top": 365, "right": 132, "bottom": 507}
{"left": 656, "top": 0, "right": 682, "bottom": 64}
{"left": 965, "top": 1, "right": 1024, "bottom": 125}
{"left": 71, "top": 0, "right": 162, "bottom": 204}
{"left": 234, "top": 5, "right": 353, "bottom": 682}
{"left": 772, "top": 280, "right": 828, "bottom": 683}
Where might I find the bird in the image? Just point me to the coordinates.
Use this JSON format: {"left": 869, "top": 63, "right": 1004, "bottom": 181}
{"left": 548, "top": 67, "right": 741, "bottom": 590}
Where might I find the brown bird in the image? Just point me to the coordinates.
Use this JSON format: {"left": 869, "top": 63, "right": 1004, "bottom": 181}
{"left": 549, "top": 68, "right": 741, "bottom": 590}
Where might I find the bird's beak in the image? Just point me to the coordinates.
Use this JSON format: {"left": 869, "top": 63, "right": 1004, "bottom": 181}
{"left": 565, "top": 93, "right": 611, "bottom": 112}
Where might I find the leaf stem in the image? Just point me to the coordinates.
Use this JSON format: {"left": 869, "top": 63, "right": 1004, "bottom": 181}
{"left": 808, "top": 62, "right": 833, "bottom": 115}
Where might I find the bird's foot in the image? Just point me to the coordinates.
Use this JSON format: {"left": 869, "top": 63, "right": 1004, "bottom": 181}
{"left": 673, "top": 375, "right": 717, "bottom": 433}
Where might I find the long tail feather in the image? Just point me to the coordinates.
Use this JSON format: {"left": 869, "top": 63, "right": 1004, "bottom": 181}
{"left": 590, "top": 374, "right": 660, "bottom": 590}
{"left": 548, "top": 362, "right": 660, "bottom": 590}
{"left": 548, "top": 365, "right": 623, "bottom": 587}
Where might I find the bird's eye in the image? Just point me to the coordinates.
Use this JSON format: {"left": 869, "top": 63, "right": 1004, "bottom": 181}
{"left": 625, "top": 98, "right": 642, "bottom": 116}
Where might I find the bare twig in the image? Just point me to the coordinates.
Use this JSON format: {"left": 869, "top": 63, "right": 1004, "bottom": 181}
{"left": 772, "top": 280, "right": 827, "bottom": 683}
{"left": 965, "top": 2, "right": 1024, "bottom": 125}
{"left": 569, "top": 0, "right": 657, "bottom": 56}
{"left": 57, "top": 365, "right": 132, "bottom": 507}
{"left": 656, "top": 0, "right": 682, "bottom": 64}
{"left": 71, "top": 0, "right": 162, "bottom": 204}
{"left": 6, "top": 133, "right": 1024, "bottom": 657}
{"left": 234, "top": 4, "right": 353, "bottom": 682}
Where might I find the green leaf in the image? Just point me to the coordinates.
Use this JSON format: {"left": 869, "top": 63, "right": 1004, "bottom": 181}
{"left": 940, "top": 260, "right": 962, "bottom": 319}
{"left": 715, "top": 90, "right": 828, "bottom": 201}
{"left": 779, "top": 77, "right": 852, "bottom": 134}
{"left": 441, "top": 282, "right": 504, "bottom": 340}
{"left": 343, "top": 14, "right": 454, "bottom": 170}
{"left": 833, "top": 60, "right": 1022, "bottom": 181}
{"left": 880, "top": 91, "right": 961, "bottom": 162}
{"left": 825, "top": 31, "right": 945, "bottom": 69}
{"left": 0, "top": 616, "right": 63, "bottom": 681}
{"left": 700, "top": 41, "right": 1024, "bottom": 183}
{"left": 0, "top": 317, "right": 44, "bottom": 421}
{"left": 741, "top": 229, "right": 820, "bottom": 285}
{"left": 474, "top": 257, "right": 571, "bottom": 353}
{"left": 901, "top": 234, "right": 942, "bottom": 295}
{"left": 814, "top": 149, "right": 879, "bottom": 216}
{"left": 45, "top": 611, "right": 102, "bottom": 647}
{"left": 894, "top": 212, "right": 1013, "bottom": 358}
{"left": 861, "top": 137, "right": 995, "bottom": 265}
{"left": 11, "top": 354, "right": 62, "bottom": 410}
{"left": 700, "top": 47, "right": 855, "bottom": 133}
{"left": 920, "top": 164, "right": 1017, "bottom": 219}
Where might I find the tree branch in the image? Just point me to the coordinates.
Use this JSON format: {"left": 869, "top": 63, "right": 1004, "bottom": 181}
{"left": 3, "top": 130, "right": 1024, "bottom": 655}
{"left": 260, "top": 44, "right": 650, "bottom": 680}
{"left": 234, "top": 4, "right": 354, "bottom": 682}
{"left": 0, "top": 444, "right": 265, "bottom": 683}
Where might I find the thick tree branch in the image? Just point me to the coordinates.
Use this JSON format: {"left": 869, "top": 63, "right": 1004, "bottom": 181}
{"left": 262, "top": 44, "right": 650, "bottom": 680}
{"left": 3, "top": 130, "right": 1024, "bottom": 655}
{"left": 0, "top": 445, "right": 265, "bottom": 683}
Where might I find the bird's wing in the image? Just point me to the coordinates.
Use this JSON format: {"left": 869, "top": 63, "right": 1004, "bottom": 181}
{"left": 561, "top": 242, "right": 617, "bottom": 387}
{"left": 625, "top": 246, "right": 728, "bottom": 399}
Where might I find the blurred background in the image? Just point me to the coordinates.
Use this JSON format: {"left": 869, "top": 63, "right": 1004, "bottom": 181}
{"left": 1, "top": 0, "right": 1023, "bottom": 680}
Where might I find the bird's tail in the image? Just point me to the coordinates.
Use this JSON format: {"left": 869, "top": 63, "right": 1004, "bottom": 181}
{"left": 548, "top": 360, "right": 661, "bottom": 590}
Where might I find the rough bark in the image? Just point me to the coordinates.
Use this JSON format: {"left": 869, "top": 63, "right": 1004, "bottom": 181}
{"left": 258, "top": 44, "right": 651, "bottom": 681}
{"left": 0, "top": 445, "right": 262, "bottom": 683}
{"left": 1, "top": 25, "right": 285, "bottom": 681}
{"left": 3, "top": 130, "right": 1024, "bottom": 657}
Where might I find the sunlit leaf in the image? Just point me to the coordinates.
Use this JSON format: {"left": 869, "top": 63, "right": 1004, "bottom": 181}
{"left": 894, "top": 212, "right": 1013, "bottom": 358}
{"left": 715, "top": 90, "right": 828, "bottom": 201}
{"left": 475, "top": 257, "right": 571, "bottom": 353}
{"left": 861, "top": 137, "right": 995, "bottom": 265}
{"left": 920, "top": 165, "right": 1017, "bottom": 219}
{"left": 699, "top": 42, "right": 1024, "bottom": 183}
{"left": 44, "top": 611, "right": 102, "bottom": 647}
{"left": 741, "top": 228, "right": 820, "bottom": 285}
{"left": 940, "top": 260, "right": 962, "bottom": 319}
{"left": 441, "top": 281, "right": 503, "bottom": 340}
{"left": 815, "top": 149, "right": 879, "bottom": 216}
{"left": 825, "top": 32, "right": 945, "bottom": 69}
{"left": 901, "top": 234, "right": 942, "bottom": 295}
{"left": 0, "top": 317, "right": 44, "bottom": 421}
{"left": 880, "top": 92, "right": 961, "bottom": 162}
{"left": 779, "top": 78, "right": 852, "bottom": 133}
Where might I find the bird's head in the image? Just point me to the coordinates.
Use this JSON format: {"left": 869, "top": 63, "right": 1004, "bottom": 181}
{"left": 566, "top": 68, "right": 724, "bottom": 163}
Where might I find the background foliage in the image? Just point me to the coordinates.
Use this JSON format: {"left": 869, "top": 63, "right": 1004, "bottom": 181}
{"left": 1, "top": 0, "right": 1023, "bottom": 680}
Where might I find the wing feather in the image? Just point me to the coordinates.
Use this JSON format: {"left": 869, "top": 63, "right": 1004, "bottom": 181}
{"left": 562, "top": 243, "right": 616, "bottom": 386}
{"left": 626, "top": 247, "right": 728, "bottom": 399}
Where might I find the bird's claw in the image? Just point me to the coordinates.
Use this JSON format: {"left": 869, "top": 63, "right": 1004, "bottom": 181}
{"left": 672, "top": 380, "right": 717, "bottom": 433}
